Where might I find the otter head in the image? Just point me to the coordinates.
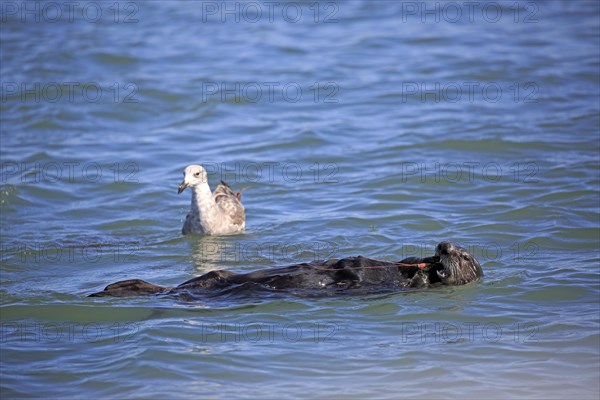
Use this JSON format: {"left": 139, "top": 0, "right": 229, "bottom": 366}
{"left": 435, "top": 241, "right": 483, "bottom": 285}
{"left": 178, "top": 165, "right": 208, "bottom": 194}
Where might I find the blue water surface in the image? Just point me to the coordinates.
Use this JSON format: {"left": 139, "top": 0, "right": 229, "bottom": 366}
{"left": 1, "top": 1, "right": 599, "bottom": 399}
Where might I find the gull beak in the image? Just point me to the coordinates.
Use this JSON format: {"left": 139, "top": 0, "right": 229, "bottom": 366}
{"left": 178, "top": 181, "right": 188, "bottom": 194}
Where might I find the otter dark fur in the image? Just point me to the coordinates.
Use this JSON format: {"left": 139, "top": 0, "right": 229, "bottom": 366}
{"left": 435, "top": 241, "right": 484, "bottom": 285}
{"left": 89, "top": 241, "right": 483, "bottom": 298}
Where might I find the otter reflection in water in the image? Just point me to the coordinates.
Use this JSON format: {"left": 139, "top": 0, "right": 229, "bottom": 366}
{"left": 89, "top": 242, "right": 483, "bottom": 298}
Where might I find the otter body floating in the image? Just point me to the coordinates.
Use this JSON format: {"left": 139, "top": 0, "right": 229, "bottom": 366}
{"left": 90, "top": 242, "right": 483, "bottom": 298}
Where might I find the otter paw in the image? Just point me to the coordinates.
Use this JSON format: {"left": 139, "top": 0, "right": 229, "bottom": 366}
{"left": 437, "top": 270, "right": 449, "bottom": 279}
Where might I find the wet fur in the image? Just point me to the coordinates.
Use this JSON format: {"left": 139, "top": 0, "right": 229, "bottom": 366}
{"left": 89, "top": 242, "right": 483, "bottom": 298}
{"left": 435, "top": 241, "right": 484, "bottom": 285}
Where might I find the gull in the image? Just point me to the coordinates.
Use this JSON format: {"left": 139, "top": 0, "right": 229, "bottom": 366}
{"left": 177, "top": 164, "right": 245, "bottom": 235}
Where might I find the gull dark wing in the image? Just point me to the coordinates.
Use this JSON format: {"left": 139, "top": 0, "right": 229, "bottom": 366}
{"left": 214, "top": 181, "right": 245, "bottom": 225}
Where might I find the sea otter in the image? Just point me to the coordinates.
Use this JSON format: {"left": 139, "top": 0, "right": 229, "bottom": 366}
{"left": 89, "top": 241, "right": 483, "bottom": 298}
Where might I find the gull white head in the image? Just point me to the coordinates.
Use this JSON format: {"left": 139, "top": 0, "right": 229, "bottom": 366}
{"left": 178, "top": 164, "right": 208, "bottom": 194}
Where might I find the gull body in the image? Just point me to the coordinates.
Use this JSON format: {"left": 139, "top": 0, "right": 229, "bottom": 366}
{"left": 178, "top": 165, "right": 245, "bottom": 235}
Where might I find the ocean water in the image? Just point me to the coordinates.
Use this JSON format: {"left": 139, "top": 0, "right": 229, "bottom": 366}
{"left": 1, "top": 1, "right": 599, "bottom": 399}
